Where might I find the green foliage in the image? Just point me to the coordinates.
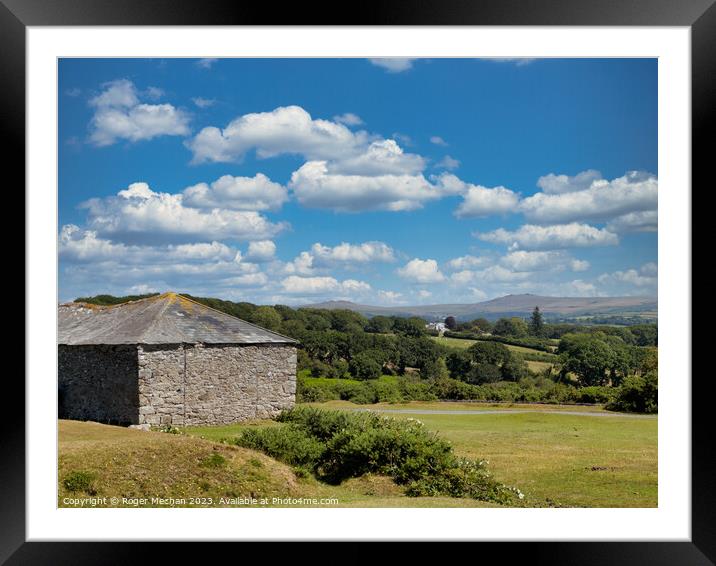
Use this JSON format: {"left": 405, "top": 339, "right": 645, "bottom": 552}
{"left": 236, "top": 426, "right": 326, "bottom": 467}
{"left": 492, "top": 317, "right": 529, "bottom": 337}
{"left": 63, "top": 470, "right": 98, "bottom": 495}
{"left": 252, "top": 306, "right": 283, "bottom": 331}
{"left": 199, "top": 453, "right": 227, "bottom": 468}
{"left": 558, "top": 332, "right": 629, "bottom": 386}
{"left": 349, "top": 352, "right": 383, "bottom": 380}
{"left": 238, "top": 406, "right": 519, "bottom": 503}
{"left": 529, "top": 306, "right": 544, "bottom": 337}
{"left": 606, "top": 371, "right": 658, "bottom": 413}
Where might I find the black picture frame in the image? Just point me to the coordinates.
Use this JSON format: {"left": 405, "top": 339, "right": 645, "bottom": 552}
{"left": 6, "top": 0, "right": 710, "bottom": 562}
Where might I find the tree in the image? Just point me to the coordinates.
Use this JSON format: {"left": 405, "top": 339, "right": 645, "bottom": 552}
{"left": 444, "top": 316, "right": 457, "bottom": 330}
{"left": 492, "top": 317, "right": 528, "bottom": 337}
{"left": 470, "top": 318, "right": 492, "bottom": 333}
{"left": 349, "top": 352, "right": 383, "bottom": 380}
{"left": 529, "top": 306, "right": 544, "bottom": 337}
{"left": 393, "top": 316, "right": 426, "bottom": 337}
{"left": 365, "top": 315, "right": 393, "bottom": 333}
{"left": 251, "top": 306, "right": 282, "bottom": 331}
{"left": 558, "top": 333, "right": 616, "bottom": 386}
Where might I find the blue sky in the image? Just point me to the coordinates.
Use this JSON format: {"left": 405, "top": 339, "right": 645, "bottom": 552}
{"left": 58, "top": 57, "right": 658, "bottom": 305}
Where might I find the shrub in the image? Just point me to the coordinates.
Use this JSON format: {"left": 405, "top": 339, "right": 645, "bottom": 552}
{"left": 606, "top": 371, "right": 658, "bottom": 413}
{"left": 240, "top": 406, "right": 519, "bottom": 504}
{"left": 63, "top": 471, "right": 97, "bottom": 495}
{"left": 236, "top": 425, "right": 326, "bottom": 467}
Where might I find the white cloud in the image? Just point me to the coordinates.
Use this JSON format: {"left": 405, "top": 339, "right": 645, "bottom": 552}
{"left": 430, "top": 136, "right": 448, "bottom": 146}
{"left": 327, "top": 139, "right": 425, "bottom": 176}
{"left": 397, "top": 258, "right": 445, "bottom": 283}
{"left": 310, "top": 241, "right": 395, "bottom": 265}
{"left": 500, "top": 250, "right": 566, "bottom": 272}
{"left": 182, "top": 173, "right": 288, "bottom": 211}
{"left": 606, "top": 210, "right": 658, "bottom": 233}
{"left": 570, "top": 259, "right": 591, "bottom": 272}
{"left": 246, "top": 240, "right": 277, "bottom": 262}
{"left": 445, "top": 254, "right": 490, "bottom": 271}
{"left": 80, "top": 182, "right": 287, "bottom": 244}
{"left": 452, "top": 266, "right": 531, "bottom": 284}
{"left": 451, "top": 177, "right": 520, "bottom": 218}
{"left": 333, "top": 113, "right": 364, "bottom": 126}
{"left": 369, "top": 58, "right": 415, "bottom": 72}
{"left": 521, "top": 170, "right": 657, "bottom": 224}
{"left": 598, "top": 262, "right": 658, "bottom": 289}
{"left": 88, "top": 79, "right": 190, "bottom": 146}
{"left": 435, "top": 155, "right": 460, "bottom": 170}
{"left": 536, "top": 170, "right": 602, "bottom": 194}
{"left": 192, "top": 97, "right": 216, "bottom": 108}
{"left": 281, "top": 275, "right": 370, "bottom": 295}
{"left": 196, "top": 58, "right": 218, "bottom": 69}
{"left": 477, "top": 223, "right": 619, "bottom": 250}
{"left": 417, "top": 290, "right": 432, "bottom": 299}
{"left": 289, "top": 161, "right": 441, "bottom": 212}
{"left": 284, "top": 251, "right": 316, "bottom": 276}
{"left": 218, "top": 272, "right": 269, "bottom": 287}
{"left": 377, "top": 290, "right": 404, "bottom": 304}
{"left": 186, "top": 105, "right": 370, "bottom": 164}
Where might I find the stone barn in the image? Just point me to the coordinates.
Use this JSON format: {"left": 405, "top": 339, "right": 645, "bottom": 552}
{"left": 58, "top": 292, "right": 298, "bottom": 426}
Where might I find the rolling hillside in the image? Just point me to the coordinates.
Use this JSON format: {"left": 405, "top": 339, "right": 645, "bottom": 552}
{"left": 306, "top": 294, "right": 657, "bottom": 321}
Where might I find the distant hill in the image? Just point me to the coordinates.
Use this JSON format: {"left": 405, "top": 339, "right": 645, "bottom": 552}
{"left": 305, "top": 294, "right": 657, "bottom": 321}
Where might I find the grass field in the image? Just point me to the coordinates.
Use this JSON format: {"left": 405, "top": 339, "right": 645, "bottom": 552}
{"left": 58, "top": 400, "right": 657, "bottom": 508}
{"left": 431, "top": 335, "right": 557, "bottom": 356}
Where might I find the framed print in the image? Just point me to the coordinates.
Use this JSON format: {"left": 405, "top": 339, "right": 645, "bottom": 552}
{"left": 6, "top": 0, "right": 712, "bottom": 561}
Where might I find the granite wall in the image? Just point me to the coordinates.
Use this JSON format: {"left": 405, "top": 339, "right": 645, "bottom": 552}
{"left": 58, "top": 344, "right": 140, "bottom": 425}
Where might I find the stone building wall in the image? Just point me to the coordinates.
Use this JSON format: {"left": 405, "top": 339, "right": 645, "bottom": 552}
{"left": 137, "top": 344, "right": 186, "bottom": 426}
{"left": 58, "top": 344, "right": 139, "bottom": 425}
{"left": 136, "top": 343, "right": 297, "bottom": 426}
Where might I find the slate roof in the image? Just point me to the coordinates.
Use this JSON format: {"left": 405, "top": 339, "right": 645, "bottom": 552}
{"left": 58, "top": 292, "right": 298, "bottom": 346}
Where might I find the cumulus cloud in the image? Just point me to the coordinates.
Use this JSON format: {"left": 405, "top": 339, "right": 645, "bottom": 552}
{"left": 448, "top": 175, "right": 520, "bottom": 218}
{"left": 182, "top": 173, "right": 288, "bottom": 211}
{"left": 281, "top": 275, "right": 371, "bottom": 295}
{"left": 476, "top": 223, "right": 619, "bottom": 250}
{"left": 430, "top": 136, "right": 448, "bottom": 146}
{"left": 327, "top": 139, "right": 426, "bottom": 176}
{"left": 186, "top": 105, "right": 370, "bottom": 164}
{"left": 310, "top": 241, "right": 395, "bottom": 266}
{"left": 88, "top": 79, "right": 190, "bottom": 146}
{"left": 369, "top": 58, "right": 415, "bottom": 72}
{"left": 333, "top": 113, "right": 363, "bottom": 126}
{"left": 246, "top": 240, "right": 277, "bottom": 262}
{"left": 289, "top": 161, "right": 441, "bottom": 212}
{"left": 521, "top": 170, "right": 657, "bottom": 224}
{"left": 80, "top": 182, "right": 287, "bottom": 244}
{"left": 536, "top": 170, "right": 602, "bottom": 194}
{"left": 498, "top": 250, "right": 590, "bottom": 273}
{"left": 451, "top": 266, "right": 531, "bottom": 285}
{"left": 606, "top": 210, "right": 658, "bottom": 233}
{"left": 598, "top": 262, "right": 658, "bottom": 289}
{"left": 397, "top": 258, "right": 445, "bottom": 283}
{"left": 445, "top": 254, "right": 491, "bottom": 271}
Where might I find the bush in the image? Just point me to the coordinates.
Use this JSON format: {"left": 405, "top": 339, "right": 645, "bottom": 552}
{"left": 236, "top": 425, "right": 326, "bottom": 467}
{"left": 63, "top": 470, "right": 97, "bottom": 495}
{"left": 349, "top": 352, "right": 383, "bottom": 380}
{"left": 606, "top": 371, "right": 658, "bottom": 413}
{"left": 237, "top": 406, "right": 518, "bottom": 504}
